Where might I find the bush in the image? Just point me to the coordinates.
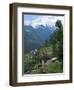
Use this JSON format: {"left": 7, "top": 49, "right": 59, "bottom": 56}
{"left": 24, "top": 53, "right": 37, "bottom": 73}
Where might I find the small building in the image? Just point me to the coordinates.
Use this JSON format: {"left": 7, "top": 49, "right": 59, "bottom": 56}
{"left": 41, "top": 56, "right": 57, "bottom": 65}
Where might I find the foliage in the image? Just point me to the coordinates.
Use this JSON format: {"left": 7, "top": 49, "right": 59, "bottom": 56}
{"left": 34, "top": 46, "right": 53, "bottom": 63}
{"left": 24, "top": 53, "right": 37, "bottom": 73}
{"left": 24, "top": 57, "right": 63, "bottom": 74}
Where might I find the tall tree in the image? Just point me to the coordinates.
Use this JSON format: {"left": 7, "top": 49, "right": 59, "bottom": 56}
{"left": 50, "top": 20, "right": 63, "bottom": 61}
{"left": 55, "top": 20, "right": 63, "bottom": 60}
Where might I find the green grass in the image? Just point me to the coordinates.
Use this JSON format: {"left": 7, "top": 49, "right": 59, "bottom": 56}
{"left": 47, "top": 60, "right": 63, "bottom": 73}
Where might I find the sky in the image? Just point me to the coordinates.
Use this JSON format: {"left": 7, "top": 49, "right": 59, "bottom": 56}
{"left": 24, "top": 14, "right": 65, "bottom": 28}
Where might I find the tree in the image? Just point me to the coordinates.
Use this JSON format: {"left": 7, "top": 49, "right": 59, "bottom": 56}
{"left": 34, "top": 46, "right": 53, "bottom": 63}
{"left": 49, "top": 20, "right": 63, "bottom": 61}
{"left": 55, "top": 20, "right": 63, "bottom": 60}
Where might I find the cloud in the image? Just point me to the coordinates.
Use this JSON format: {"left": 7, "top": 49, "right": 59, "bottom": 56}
{"left": 24, "top": 21, "right": 30, "bottom": 25}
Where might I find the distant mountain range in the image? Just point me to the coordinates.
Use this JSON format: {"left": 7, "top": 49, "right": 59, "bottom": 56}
{"left": 24, "top": 25, "right": 56, "bottom": 52}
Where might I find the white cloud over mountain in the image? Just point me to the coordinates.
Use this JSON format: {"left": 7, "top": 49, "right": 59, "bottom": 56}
{"left": 24, "top": 16, "right": 64, "bottom": 28}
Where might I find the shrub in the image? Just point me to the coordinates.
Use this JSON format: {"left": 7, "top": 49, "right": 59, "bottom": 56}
{"left": 24, "top": 53, "right": 37, "bottom": 73}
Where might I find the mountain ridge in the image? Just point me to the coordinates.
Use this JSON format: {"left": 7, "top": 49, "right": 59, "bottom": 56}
{"left": 24, "top": 25, "right": 56, "bottom": 52}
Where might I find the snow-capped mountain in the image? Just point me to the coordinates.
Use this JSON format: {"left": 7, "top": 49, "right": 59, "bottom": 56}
{"left": 24, "top": 15, "right": 64, "bottom": 29}
{"left": 24, "top": 25, "right": 56, "bottom": 52}
{"left": 31, "top": 16, "right": 55, "bottom": 28}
